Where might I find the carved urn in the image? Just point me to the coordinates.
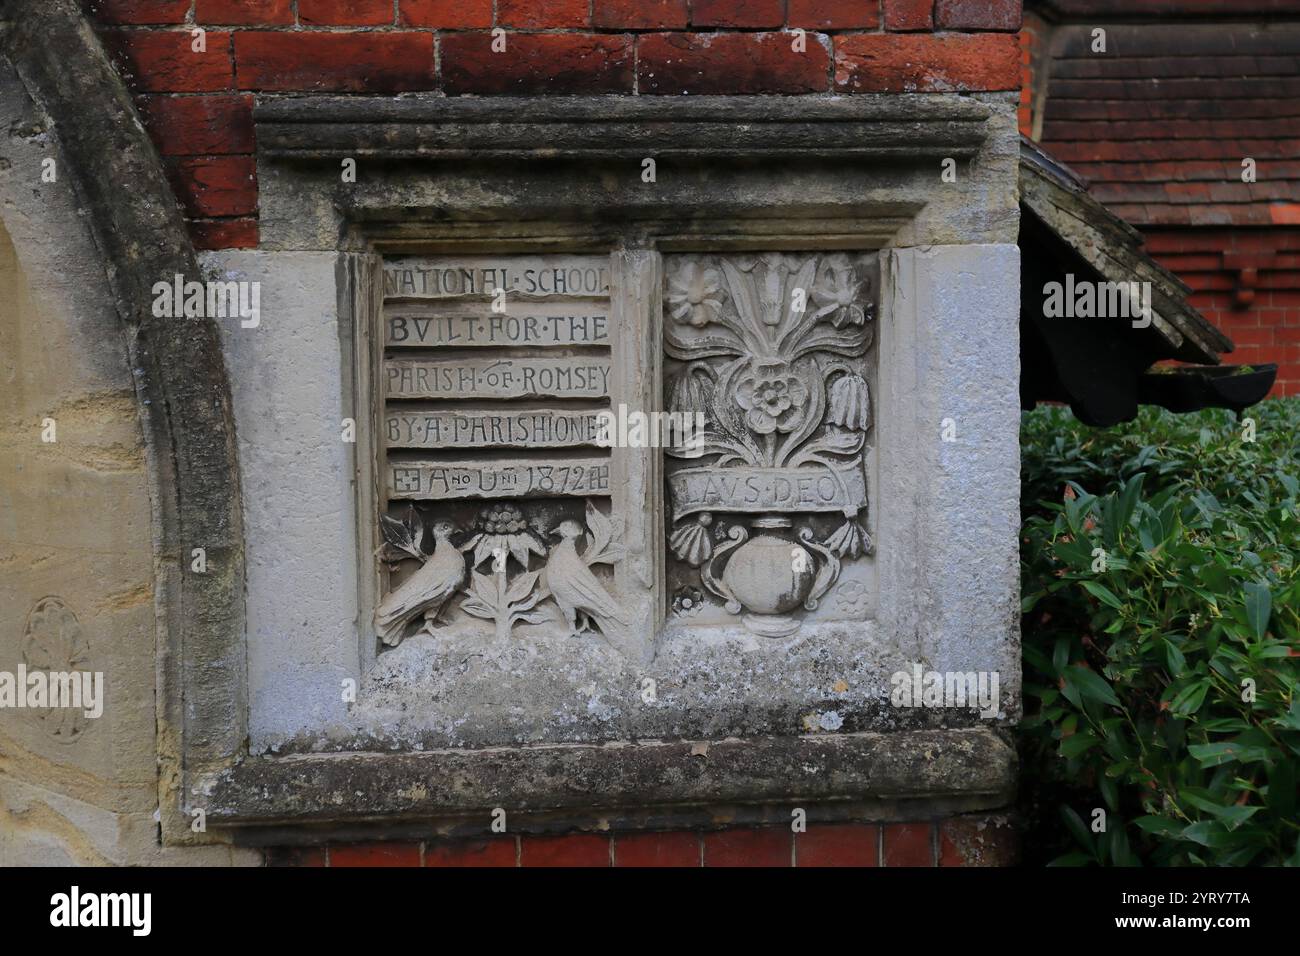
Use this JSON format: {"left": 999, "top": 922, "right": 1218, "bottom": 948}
{"left": 705, "top": 516, "right": 837, "bottom": 637}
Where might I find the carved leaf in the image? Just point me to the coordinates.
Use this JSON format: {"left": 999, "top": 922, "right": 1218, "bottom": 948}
{"left": 509, "top": 532, "right": 546, "bottom": 569}
{"left": 505, "top": 569, "right": 540, "bottom": 604}
{"left": 380, "top": 506, "right": 427, "bottom": 561}
{"left": 583, "top": 500, "right": 625, "bottom": 566}
{"left": 459, "top": 598, "right": 494, "bottom": 620}
{"left": 472, "top": 536, "right": 498, "bottom": 570}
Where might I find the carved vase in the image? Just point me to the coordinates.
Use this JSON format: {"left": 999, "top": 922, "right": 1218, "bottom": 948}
{"left": 709, "top": 516, "right": 820, "bottom": 637}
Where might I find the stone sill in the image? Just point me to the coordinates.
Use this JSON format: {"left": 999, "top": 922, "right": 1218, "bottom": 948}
{"left": 201, "top": 728, "right": 1015, "bottom": 842}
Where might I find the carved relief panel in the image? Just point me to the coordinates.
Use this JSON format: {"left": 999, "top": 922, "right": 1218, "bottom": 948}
{"left": 368, "top": 250, "right": 874, "bottom": 661}
{"left": 374, "top": 254, "right": 661, "bottom": 662}
{"left": 663, "top": 252, "right": 878, "bottom": 636}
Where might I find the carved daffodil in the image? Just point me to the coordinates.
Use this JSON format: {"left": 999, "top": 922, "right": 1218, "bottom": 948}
{"left": 811, "top": 255, "right": 869, "bottom": 329}
{"left": 666, "top": 261, "right": 725, "bottom": 328}
{"left": 736, "top": 362, "right": 809, "bottom": 435}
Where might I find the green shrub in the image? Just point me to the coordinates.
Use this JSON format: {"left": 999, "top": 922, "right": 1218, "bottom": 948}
{"left": 1019, "top": 400, "right": 1300, "bottom": 866}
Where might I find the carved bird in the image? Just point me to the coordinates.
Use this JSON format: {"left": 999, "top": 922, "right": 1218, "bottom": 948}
{"left": 543, "top": 520, "right": 627, "bottom": 639}
{"left": 376, "top": 521, "right": 465, "bottom": 647}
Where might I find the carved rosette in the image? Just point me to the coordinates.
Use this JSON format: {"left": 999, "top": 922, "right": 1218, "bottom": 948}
{"left": 664, "top": 252, "right": 877, "bottom": 636}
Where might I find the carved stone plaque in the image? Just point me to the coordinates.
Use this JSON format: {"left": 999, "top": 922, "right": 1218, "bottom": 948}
{"left": 663, "top": 252, "right": 878, "bottom": 636}
{"left": 374, "top": 254, "right": 658, "bottom": 660}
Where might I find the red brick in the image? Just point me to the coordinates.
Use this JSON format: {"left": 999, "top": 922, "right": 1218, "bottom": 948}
{"left": 106, "top": 31, "right": 234, "bottom": 93}
{"left": 264, "top": 846, "right": 326, "bottom": 866}
{"left": 442, "top": 33, "right": 633, "bottom": 95}
{"left": 299, "top": 0, "right": 395, "bottom": 26}
{"left": 702, "top": 828, "right": 791, "bottom": 866}
{"left": 498, "top": 0, "right": 590, "bottom": 28}
{"left": 613, "top": 831, "right": 700, "bottom": 867}
{"left": 520, "top": 834, "right": 610, "bottom": 867}
{"left": 938, "top": 816, "right": 1018, "bottom": 866}
{"left": 1222, "top": 329, "right": 1274, "bottom": 348}
{"left": 884, "top": 0, "right": 934, "bottom": 31}
{"left": 235, "top": 32, "right": 436, "bottom": 92}
{"left": 329, "top": 842, "right": 421, "bottom": 866}
{"left": 399, "top": 0, "right": 492, "bottom": 27}
{"left": 882, "top": 823, "right": 934, "bottom": 866}
{"left": 166, "top": 155, "right": 257, "bottom": 217}
{"left": 593, "top": 0, "right": 688, "bottom": 30}
{"left": 835, "top": 33, "right": 1020, "bottom": 92}
{"left": 423, "top": 838, "right": 517, "bottom": 867}
{"left": 196, "top": 0, "right": 294, "bottom": 24}
{"left": 189, "top": 217, "right": 258, "bottom": 249}
{"left": 690, "top": 0, "right": 783, "bottom": 28}
{"left": 638, "top": 32, "right": 831, "bottom": 94}
{"left": 934, "top": 0, "right": 1020, "bottom": 30}
{"left": 88, "top": 0, "right": 191, "bottom": 24}
{"left": 788, "top": 0, "right": 879, "bottom": 29}
{"left": 137, "top": 94, "right": 255, "bottom": 155}
{"left": 795, "top": 824, "right": 879, "bottom": 866}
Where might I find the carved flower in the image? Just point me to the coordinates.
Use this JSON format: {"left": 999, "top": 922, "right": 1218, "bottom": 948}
{"left": 811, "top": 255, "right": 869, "bottom": 329}
{"left": 671, "top": 586, "right": 706, "bottom": 618}
{"left": 462, "top": 503, "right": 546, "bottom": 570}
{"left": 827, "top": 373, "right": 870, "bottom": 431}
{"left": 666, "top": 261, "right": 725, "bottom": 328}
{"left": 736, "top": 361, "right": 810, "bottom": 435}
{"left": 22, "top": 597, "right": 92, "bottom": 744}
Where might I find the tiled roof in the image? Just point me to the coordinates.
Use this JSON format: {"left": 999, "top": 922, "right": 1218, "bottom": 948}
{"left": 1035, "top": 22, "right": 1300, "bottom": 226}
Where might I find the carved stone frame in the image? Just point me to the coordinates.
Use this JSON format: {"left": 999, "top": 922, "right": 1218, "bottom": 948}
{"left": 196, "top": 95, "right": 1021, "bottom": 843}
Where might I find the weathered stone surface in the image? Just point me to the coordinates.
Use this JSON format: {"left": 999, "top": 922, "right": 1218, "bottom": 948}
{"left": 200, "top": 728, "right": 1016, "bottom": 828}
{"left": 1, "top": 0, "right": 249, "bottom": 857}
{"left": 663, "top": 251, "right": 876, "bottom": 636}
{"left": 253, "top": 94, "right": 1020, "bottom": 253}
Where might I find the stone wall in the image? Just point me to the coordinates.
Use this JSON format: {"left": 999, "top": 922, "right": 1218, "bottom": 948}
{"left": 1, "top": 0, "right": 1025, "bottom": 865}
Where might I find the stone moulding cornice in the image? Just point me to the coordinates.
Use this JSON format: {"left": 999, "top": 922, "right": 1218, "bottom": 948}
{"left": 254, "top": 94, "right": 994, "bottom": 162}
{"left": 199, "top": 728, "right": 1015, "bottom": 834}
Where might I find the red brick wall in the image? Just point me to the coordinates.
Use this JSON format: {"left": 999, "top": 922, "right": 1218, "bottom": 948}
{"left": 86, "top": 0, "right": 1023, "bottom": 249}
{"left": 1146, "top": 228, "right": 1300, "bottom": 396}
{"left": 263, "top": 816, "right": 1018, "bottom": 866}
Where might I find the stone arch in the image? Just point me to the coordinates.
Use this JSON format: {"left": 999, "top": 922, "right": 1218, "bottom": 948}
{"left": 0, "top": 0, "right": 246, "bottom": 846}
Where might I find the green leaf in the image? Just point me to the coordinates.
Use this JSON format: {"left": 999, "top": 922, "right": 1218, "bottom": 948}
{"left": 1060, "top": 733, "right": 1099, "bottom": 758}
{"left": 1133, "top": 815, "right": 1181, "bottom": 837}
{"left": 1066, "top": 667, "right": 1122, "bottom": 708}
{"left": 1163, "top": 639, "right": 1186, "bottom": 676}
{"left": 1081, "top": 580, "right": 1125, "bottom": 610}
{"left": 1169, "top": 680, "right": 1209, "bottom": 717}
{"left": 1061, "top": 806, "right": 1097, "bottom": 857}
{"left": 1187, "top": 742, "right": 1272, "bottom": 767}
{"left": 1243, "top": 581, "right": 1272, "bottom": 641}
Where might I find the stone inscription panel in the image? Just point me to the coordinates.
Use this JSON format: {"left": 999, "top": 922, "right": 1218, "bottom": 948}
{"left": 375, "top": 255, "right": 632, "bottom": 653}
